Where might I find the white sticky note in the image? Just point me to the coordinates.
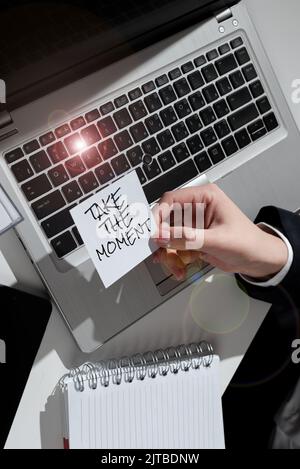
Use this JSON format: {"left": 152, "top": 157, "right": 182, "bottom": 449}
{"left": 71, "top": 171, "right": 158, "bottom": 288}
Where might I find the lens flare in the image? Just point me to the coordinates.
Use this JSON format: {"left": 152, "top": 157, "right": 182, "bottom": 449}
{"left": 188, "top": 272, "right": 250, "bottom": 335}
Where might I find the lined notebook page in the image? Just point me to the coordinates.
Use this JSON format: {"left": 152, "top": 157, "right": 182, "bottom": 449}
{"left": 66, "top": 356, "right": 224, "bottom": 449}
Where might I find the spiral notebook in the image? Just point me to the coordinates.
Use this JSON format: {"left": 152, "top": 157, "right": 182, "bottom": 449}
{"left": 60, "top": 342, "right": 225, "bottom": 449}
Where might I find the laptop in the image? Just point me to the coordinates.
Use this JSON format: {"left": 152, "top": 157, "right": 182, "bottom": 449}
{"left": 1, "top": 0, "right": 300, "bottom": 352}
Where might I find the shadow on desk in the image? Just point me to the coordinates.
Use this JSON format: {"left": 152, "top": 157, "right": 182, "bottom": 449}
{"left": 40, "top": 389, "right": 64, "bottom": 449}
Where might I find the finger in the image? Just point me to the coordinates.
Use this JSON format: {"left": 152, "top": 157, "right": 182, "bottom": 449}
{"left": 176, "top": 250, "right": 200, "bottom": 265}
{"left": 158, "top": 249, "right": 187, "bottom": 280}
{"left": 154, "top": 225, "right": 204, "bottom": 250}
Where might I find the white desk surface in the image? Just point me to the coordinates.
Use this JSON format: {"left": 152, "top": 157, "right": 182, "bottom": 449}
{"left": 2, "top": 0, "right": 300, "bottom": 449}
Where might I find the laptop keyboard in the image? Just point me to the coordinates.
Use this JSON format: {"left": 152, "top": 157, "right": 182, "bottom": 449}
{"left": 4, "top": 37, "right": 279, "bottom": 259}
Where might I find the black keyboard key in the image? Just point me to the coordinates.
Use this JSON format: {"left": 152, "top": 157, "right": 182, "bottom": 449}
{"left": 144, "top": 92, "right": 163, "bottom": 113}
{"left": 157, "top": 130, "right": 175, "bottom": 150}
{"left": 55, "top": 124, "right": 71, "bottom": 138}
{"left": 159, "top": 85, "right": 177, "bottom": 105}
{"left": 70, "top": 116, "right": 85, "bottom": 131}
{"left": 113, "top": 108, "right": 132, "bottom": 129}
{"left": 235, "top": 128, "right": 251, "bottom": 149}
{"left": 194, "top": 55, "right": 206, "bottom": 67}
{"left": 51, "top": 231, "right": 77, "bottom": 258}
{"left": 218, "top": 43, "right": 230, "bottom": 55}
{"left": 247, "top": 119, "right": 264, "bottom": 135}
{"left": 235, "top": 47, "right": 250, "bottom": 65}
{"left": 227, "top": 87, "right": 252, "bottom": 111}
{"left": 200, "top": 127, "right": 217, "bottom": 147}
{"left": 65, "top": 156, "right": 85, "bottom": 178}
{"left": 257, "top": 96, "right": 271, "bottom": 114}
{"left": 229, "top": 70, "right": 245, "bottom": 89}
{"left": 130, "top": 122, "right": 148, "bottom": 143}
{"left": 39, "top": 131, "right": 55, "bottom": 147}
{"left": 250, "top": 80, "right": 264, "bottom": 98}
{"left": 228, "top": 103, "right": 259, "bottom": 131}
{"left": 208, "top": 143, "right": 226, "bottom": 164}
{"left": 21, "top": 174, "right": 52, "bottom": 201}
{"left": 230, "top": 37, "right": 243, "bottom": 49}
{"left": 32, "top": 190, "right": 66, "bottom": 220}
{"left": 95, "top": 162, "right": 115, "bottom": 184}
{"left": 143, "top": 159, "right": 161, "bottom": 180}
{"left": 114, "top": 130, "right": 133, "bottom": 152}
{"left": 203, "top": 84, "right": 219, "bottom": 104}
{"left": 194, "top": 151, "right": 212, "bottom": 173}
{"left": 11, "top": 160, "right": 34, "bottom": 182}
{"left": 81, "top": 124, "right": 101, "bottom": 146}
{"left": 186, "top": 114, "right": 202, "bottom": 133}
{"left": 187, "top": 70, "right": 204, "bottom": 90}
{"left": 174, "top": 98, "right": 192, "bottom": 118}
{"left": 142, "top": 137, "right": 160, "bottom": 156}
{"left": 221, "top": 136, "right": 238, "bottom": 156}
{"left": 251, "top": 127, "right": 267, "bottom": 141}
{"left": 128, "top": 88, "right": 142, "bottom": 101}
{"left": 188, "top": 91, "right": 205, "bottom": 111}
{"left": 158, "top": 151, "right": 176, "bottom": 171}
{"left": 172, "top": 143, "right": 190, "bottom": 163}
{"left": 263, "top": 112, "right": 279, "bottom": 132}
{"left": 100, "top": 102, "right": 114, "bottom": 115}
{"left": 23, "top": 139, "right": 40, "bottom": 155}
{"left": 85, "top": 109, "right": 100, "bottom": 123}
{"left": 62, "top": 181, "right": 83, "bottom": 203}
{"left": 48, "top": 164, "right": 69, "bottom": 186}
{"left": 186, "top": 135, "right": 203, "bottom": 155}
{"left": 142, "top": 81, "right": 156, "bottom": 94}
{"left": 143, "top": 159, "right": 198, "bottom": 203}
{"left": 168, "top": 68, "right": 181, "bottom": 80}
{"left": 29, "top": 150, "right": 51, "bottom": 173}
{"left": 213, "top": 99, "right": 230, "bottom": 119}
{"left": 200, "top": 106, "right": 217, "bottom": 125}
{"left": 216, "top": 77, "right": 232, "bottom": 96}
{"left": 81, "top": 146, "right": 102, "bottom": 169}
{"left": 160, "top": 106, "right": 178, "bottom": 126}
{"left": 173, "top": 78, "right": 191, "bottom": 98}
{"left": 64, "top": 133, "right": 84, "bottom": 156}
{"left": 214, "top": 120, "right": 230, "bottom": 139}
{"left": 155, "top": 74, "right": 169, "bottom": 87}
{"left": 114, "top": 94, "right": 128, "bottom": 108}
{"left": 111, "top": 154, "right": 130, "bottom": 175}
{"left": 181, "top": 61, "right": 194, "bottom": 73}
{"left": 97, "top": 116, "right": 117, "bottom": 138}
{"left": 145, "top": 114, "right": 163, "bottom": 135}
{"left": 136, "top": 167, "right": 147, "bottom": 184}
{"left": 128, "top": 101, "right": 148, "bottom": 121}
{"left": 171, "top": 122, "right": 189, "bottom": 142}
{"left": 5, "top": 147, "right": 24, "bottom": 164}
{"left": 98, "top": 138, "right": 118, "bottom": 160}
{"left": 215, "top": 54, "right": 237, "bottom": 76}
{"left": 127, "top": 146, "right": 143, "bottom": 167}
{"left": 72, "top": 226, "right": 84, "bottom": 246}
{"left": 207, "top": 49, "right": 218, "bottom": 61}
{"left": 41, "top": 206, "right": 75, "bottom": 239}
{"left": 202, "top": 64, "right": 218, "bottom": 83}
{"left": 242, "top": 64, "right": 257, "bottom": 82}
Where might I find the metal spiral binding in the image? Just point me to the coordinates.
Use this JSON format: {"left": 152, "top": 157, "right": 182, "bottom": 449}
{"left": 67, "top": 341, "right": 214, "bottom": 392}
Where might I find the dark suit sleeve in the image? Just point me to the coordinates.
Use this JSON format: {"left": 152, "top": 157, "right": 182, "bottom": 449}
{"left": 235, "top": 206, "right": 300, "bottom": 309}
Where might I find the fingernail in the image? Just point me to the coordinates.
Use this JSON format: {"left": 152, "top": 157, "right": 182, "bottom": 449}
{"left": 156, "top": 238, "right": 170, "bottom": 247}
{"left": 174, "top": 269, "right": 185, "bottom": 281}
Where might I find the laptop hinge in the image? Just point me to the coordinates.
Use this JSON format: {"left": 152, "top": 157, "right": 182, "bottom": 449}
{"left": 215, "top": 8, "right": 233, "bottom": 23}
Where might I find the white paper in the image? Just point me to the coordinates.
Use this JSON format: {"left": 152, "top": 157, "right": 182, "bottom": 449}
{"left": 0, "top": 185, "right": 22, "bottom": 235}
{"left": 71, "top": 171, "right": 158, "bottom": 288}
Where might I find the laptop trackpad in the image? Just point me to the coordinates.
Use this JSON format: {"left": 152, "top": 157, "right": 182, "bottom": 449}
{"left": 144, "top": 255, "right": 212, "bottom": 296}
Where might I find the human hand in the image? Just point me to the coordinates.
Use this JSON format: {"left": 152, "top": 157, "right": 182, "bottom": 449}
{"left": 152, "top": 184, "right": 288, "bottom": 281}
